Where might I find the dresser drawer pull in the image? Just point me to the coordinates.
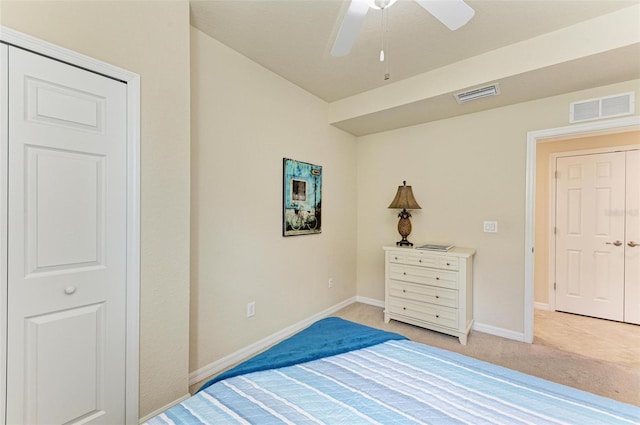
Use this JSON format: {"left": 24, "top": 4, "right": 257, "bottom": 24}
{"left": 395, "top": 256, "right": 398, "bottom": 260}
{"left": 436, "top": 277, "right": 440, "bottom": 280}
{"left": 436, "top": 314, "right": 440, "bottom": 318}
{"left": 435, "top": 295, "right": 439, "bottom": 299}
{"left": 419, "top": 259, "right": 422, "bottom": 263}
{"left": 403, "top": 272, "right": 407, "bottom": 275}
{"left": 446, "top": 262, "right": 451, "bottom": 266}
{"left": 403, "top": 307, "right": 406, "bottom": 310}
{"left": 402, "top": 289, "right": 406, "bottom": 293}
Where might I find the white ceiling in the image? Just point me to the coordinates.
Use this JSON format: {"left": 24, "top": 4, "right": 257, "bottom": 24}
{"left": 190, "top": 0, "right": 640, "bottom": 135}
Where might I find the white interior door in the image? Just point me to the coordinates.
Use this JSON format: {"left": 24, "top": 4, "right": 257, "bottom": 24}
{"left": 624, "top": 150, "right": 640, "bottom": 324}
{"left": 555, "top": 152, "right": 626, "bottom": 321}
{"left": 6, "top": 46, "right": 127, "bottom": 424}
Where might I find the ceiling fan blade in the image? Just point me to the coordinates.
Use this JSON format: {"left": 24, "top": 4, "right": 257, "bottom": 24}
{"left": 331, "top": 0, "right": 370, "bottom": 57}
{"left": 415, "top": 0, "right": 475, "bottom": 31}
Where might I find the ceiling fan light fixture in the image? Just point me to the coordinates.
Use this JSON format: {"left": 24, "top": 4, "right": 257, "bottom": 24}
{"left": 368, "top": 0, "right": 398, "bottom": 10}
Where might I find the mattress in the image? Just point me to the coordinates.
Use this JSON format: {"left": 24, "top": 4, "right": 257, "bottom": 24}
{"left": 145, "top": 319, "right": 640, "bottom": 424}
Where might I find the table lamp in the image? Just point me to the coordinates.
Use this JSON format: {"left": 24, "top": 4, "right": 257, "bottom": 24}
{"left": 388, "top": 180, "right": 421, "bottom": 246}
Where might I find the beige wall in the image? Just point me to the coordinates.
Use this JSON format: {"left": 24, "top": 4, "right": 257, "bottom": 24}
{"left": 189, "top": 28, "right": 357, "bottom": 372}
{"left": 1, "top": 1, "right": 192, "bottom": 417}
{"left": 534, "top": 131, "right": 640, "bottom": 305}
{"left": 357, "top": 79, "right": 640, "bottom": 335}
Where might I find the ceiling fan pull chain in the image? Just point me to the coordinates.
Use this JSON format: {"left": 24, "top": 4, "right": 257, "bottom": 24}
{"left": 380, "top": 8, "right": 386, "bottom": 62}
{"left": 382, "top": 8, "right": 391, "bottom": 80}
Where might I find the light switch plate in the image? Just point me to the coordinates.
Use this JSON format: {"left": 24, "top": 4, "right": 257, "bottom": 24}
{"left": 484, "top": 221, "right": 498, "bottom": 233}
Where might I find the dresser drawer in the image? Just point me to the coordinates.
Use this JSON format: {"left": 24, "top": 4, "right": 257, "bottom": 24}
{"left": 407, "top": 252, "right": 459, "bottom": 271}
{"left": 388, "top": 250, "right": 459, "bottom": 271}
{"left": 388, "top": 297, "right": 458, "bottom": 329}
{"left": 388, "top": 251, "right": 408, "bottom": 264}
{"left": 389, "top": 263, "right": 458, "bottom": 290}
{"left": 389, "top": 280, "right": 458, "bottom": 308}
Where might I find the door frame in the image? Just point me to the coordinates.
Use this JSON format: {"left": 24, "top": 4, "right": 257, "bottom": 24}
{"left": 0, "top": 26, "right": 140, "bottom": 424}
{"left": 524, "top": 116, "right": 640, "bottom": 343}
{"left": 547, "top": 145, "right": 640, "bottom": 312}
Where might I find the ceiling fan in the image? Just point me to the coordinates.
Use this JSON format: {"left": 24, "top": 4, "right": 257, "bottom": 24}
{"left": 331, "top": 0, "right": 475, "bottom": 57}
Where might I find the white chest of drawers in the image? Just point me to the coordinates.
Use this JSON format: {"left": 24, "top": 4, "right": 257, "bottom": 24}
{"left": 383, "top": 246, "right": 475, "bottom": 344}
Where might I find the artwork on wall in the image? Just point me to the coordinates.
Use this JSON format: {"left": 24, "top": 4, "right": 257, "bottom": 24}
{"left": 283, "top": 158, "right": 322, "bottom": 236}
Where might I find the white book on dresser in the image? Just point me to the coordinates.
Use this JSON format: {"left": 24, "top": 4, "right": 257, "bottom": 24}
{"left": 383, "top": 245, "right": 475, "bottom": 344}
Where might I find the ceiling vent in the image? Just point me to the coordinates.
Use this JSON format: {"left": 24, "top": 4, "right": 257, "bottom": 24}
{"left": 455, "top": 84, "right": 500, "bottom": 104}
{"left": 570, "top": 92, "right": 635, "bottom": 123}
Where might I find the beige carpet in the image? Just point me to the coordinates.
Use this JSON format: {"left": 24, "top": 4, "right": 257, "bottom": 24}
{"left": 333, "top": 302, "right": 640, "bottom": 406}
{"left": 534, "top": 309, "right": 640, "bottom": 369}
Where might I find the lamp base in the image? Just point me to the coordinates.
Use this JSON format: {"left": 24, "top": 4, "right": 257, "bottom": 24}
{"left": 396, "top": 209, "right": 413, "bottom": 247}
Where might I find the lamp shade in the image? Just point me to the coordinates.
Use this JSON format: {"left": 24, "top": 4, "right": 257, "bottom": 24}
{"left": 388, "top": 181, "right": 421, "bottom": 210}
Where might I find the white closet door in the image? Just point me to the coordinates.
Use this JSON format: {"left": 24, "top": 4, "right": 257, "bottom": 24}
{"left": 6, "top": 47, "right": 127, "bottom": 424}
{"left": 624, "top": 150, "right": 640, "bottom": 325}
{"left": 555, "top": 152, "right": 626, "bottom": 321}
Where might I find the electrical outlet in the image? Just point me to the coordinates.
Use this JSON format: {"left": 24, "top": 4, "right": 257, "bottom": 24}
{"left": 328, "top": 278, "right": 334, "bottom": 288}
{"left": 247, "top": 302, "right": 256, "bottom": 317}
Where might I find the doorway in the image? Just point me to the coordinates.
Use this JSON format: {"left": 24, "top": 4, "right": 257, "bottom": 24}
{"left": 524, "top": 116, "right": 640, "bottom": 344}
{"left": 526, "top": 122, "right": 640, "bottom": 361}
{"left": 535, "top": 134, "right": 639, "bottom": 315}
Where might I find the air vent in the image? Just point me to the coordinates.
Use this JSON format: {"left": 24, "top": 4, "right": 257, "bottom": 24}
{"left": 455, "top": 84, "right": 500, "bottom": 104}
{"left": 570, "top": 92, "right": 635, "bottom": 123}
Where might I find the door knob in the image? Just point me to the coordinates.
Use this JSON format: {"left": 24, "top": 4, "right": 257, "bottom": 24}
{"left": 606, "top": 240, "right": 622, "bottom": 246}
{"left": 64, "top": 286, "right": 76, "bottom": 295}
{"left": 629, "top": 241, "right": 639, "bottom": 248}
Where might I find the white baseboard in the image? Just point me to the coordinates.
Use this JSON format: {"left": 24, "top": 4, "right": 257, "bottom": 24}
{"left": 355, "top": 298, "right": 529, "bottom": 344}
{"left": 188, "top": 297, "right": 530, "bottom": 391}
{"left": 473, "top": 321, "right": 525, "bottom": 342}
{"left": 139, "top": 393, "right": 190, "bottom": 424}
{"left": 188, "top": 296, "right": 358, "bottom": 386}
{"left": 534, "top": 302, "right": 550, "bottom": 311}
{"left": 355, "top": 296, "right": 385, "bottom": 308}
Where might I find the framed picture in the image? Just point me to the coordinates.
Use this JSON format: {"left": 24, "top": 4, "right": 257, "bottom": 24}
{"left": 283, "top": 158, "right": 322, "bottom": 236}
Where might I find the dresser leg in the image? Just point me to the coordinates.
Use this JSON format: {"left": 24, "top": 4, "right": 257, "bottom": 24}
{"left": 384, "top": 313, "right": 390, "bottom": 324}
{"left": 459, "top": 334, "right": 468, "bottom": 345}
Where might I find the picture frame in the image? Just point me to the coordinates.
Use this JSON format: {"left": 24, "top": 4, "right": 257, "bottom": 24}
{"left": 283, "top": 158, "right": 322, "bottom": 236}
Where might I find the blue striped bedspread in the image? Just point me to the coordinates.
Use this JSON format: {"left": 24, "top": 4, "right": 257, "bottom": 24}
{"left": 145, "top": 340, "right": 640, "bottom": 424}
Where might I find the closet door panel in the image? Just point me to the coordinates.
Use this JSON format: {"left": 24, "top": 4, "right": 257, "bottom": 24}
{"left": 624, "top": 150, "right": 640, "bottom": 324}
{"left": 6, "top": 46, "right": 127, "bottom": 425}
{"left": 24, "top": 146, "right": 105, "bottom": 273}
{"left": 555, "top": 152, "right": 626, "bottom": 321}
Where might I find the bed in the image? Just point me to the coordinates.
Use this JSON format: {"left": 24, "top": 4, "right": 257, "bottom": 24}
{"left": 145, "top": 317, "right": 640, "bottom": 424}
